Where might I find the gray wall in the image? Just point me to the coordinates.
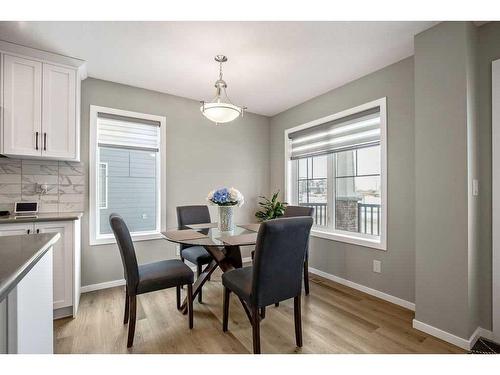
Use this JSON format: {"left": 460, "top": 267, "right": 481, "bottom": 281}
{"left": 81, "top": 78, "right": 270, "bottom": 286}
{"left": 477, "top": 22, "right": 500, "bottom": 330}
{"left": 269, "top": 57, "right": 416, "bottom": 303}
{"left": 414, "top": 21, "right": 478, "bottom": 339}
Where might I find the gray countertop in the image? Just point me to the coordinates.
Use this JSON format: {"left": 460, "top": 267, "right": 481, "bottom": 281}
{"left": 0, "top": 233, "right": 61, "bottom": 301}
{"left": 0, "top": 212, "right": 82, "bottom": 224}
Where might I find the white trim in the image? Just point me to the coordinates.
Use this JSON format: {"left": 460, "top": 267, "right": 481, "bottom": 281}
{"left": 311, "top": 228, "right": 386, "bottom": 251}
{"left": 284, "top": 97, "right": 387, "bottom": 251}
{"left": 492, "top": 59, "right": 500, "bottom": 343}
{"left": 412, "top": 319, "right": 469, "bottom": 350}
{"left": 309, "top": 266, "right": 415, "bottom": 311}
{"left": 80, "top": 279, "right": 125, "bottom": 293}
{"left": 90, "top": 232, "right": 165, "bottom": 246}
{"left": 89, "top": 105, "right": 167, "bottom": 246}
{"left": 81, "top": 256, "right": 254, "bottom": 293}
{"left": 412, "top": 320, "right": 494, "bottom": 351}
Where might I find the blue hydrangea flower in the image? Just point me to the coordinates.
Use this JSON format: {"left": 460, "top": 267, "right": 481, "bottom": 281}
{"left": 212, "top": 188, "right": 230, "bottom": 204}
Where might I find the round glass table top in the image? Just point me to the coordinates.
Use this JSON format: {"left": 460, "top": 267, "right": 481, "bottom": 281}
{"left": 162, "top": 223, "right": 260, "bottom": 247}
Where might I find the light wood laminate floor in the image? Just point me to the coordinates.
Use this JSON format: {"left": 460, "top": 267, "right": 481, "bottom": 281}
{"left": 54, "top": 272, "right": 465, "bottom": 354}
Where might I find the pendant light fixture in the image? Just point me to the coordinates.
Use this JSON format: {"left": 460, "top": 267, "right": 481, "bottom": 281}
{"left": 200, "top": 55, "right": 246, "bottom": 125}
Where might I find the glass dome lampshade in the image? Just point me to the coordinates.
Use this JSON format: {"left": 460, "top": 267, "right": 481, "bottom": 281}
{"left": 200, "top": 102, "right": 242, "bottom": 123}
{"left": 200, "top": 55, "right": 246, "bottom": 125}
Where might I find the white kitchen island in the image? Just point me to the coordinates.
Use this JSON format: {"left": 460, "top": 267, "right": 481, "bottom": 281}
{"left": 0, "top": 233, "right": 60, "bottom": 354}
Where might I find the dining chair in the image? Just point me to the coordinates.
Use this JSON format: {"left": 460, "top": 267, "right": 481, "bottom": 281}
{"left": 109, "top": 214, "right": 194, "bottom": 348}
{"left": 222, "top": 217, "right": 313, "bottom": 354}
{"left": 252, "top": 205, "right": 315, "bottom": 312}
{"left": 176, "top": 205, "right": 213, "bottom": 303}
{"left": 283, "top": 205, "right": 315, "bottom": 296}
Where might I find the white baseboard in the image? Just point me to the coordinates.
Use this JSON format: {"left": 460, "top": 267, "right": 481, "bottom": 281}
{"left": 81, "top": 257, "right": 253, "bottom": 294}
{"left": 81, "top": 279, "right": 125, "bottom": 293}
{"left": 412, "top": 319, "right": 494, "bottom": 350}
{"left": 309, "top": 266, "right": 415, "bottom": 311}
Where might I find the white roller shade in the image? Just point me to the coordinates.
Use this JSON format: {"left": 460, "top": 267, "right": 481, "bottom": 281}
{"left": 288, "top": 107, "right": 381, "bottom": 160}
{"left": 97, "top": 113, "right": 160, "bottom": 151}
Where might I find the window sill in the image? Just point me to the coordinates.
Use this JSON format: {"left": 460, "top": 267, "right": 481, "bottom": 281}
{"left": 310, "top": 228, "right": 386, "bottom": 251}
{"left": 90, "top": 232, "right": 164, "bottom": 246}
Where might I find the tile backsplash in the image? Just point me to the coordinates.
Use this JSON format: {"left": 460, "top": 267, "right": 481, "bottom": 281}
{"left": 0, "top": 158, "right": 85, "bottom": 213}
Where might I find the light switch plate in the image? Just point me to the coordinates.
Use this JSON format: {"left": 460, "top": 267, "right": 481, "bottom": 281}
{"left": 373, "top": 260, "right": 381, "bottom": 273}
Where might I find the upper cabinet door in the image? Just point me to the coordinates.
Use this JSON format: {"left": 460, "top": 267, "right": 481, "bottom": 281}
{"left": 2, "top": 54, "right": 42, "bottom": 157}
{"left": 42, "top": 63, "right": 77, "bottom": 160}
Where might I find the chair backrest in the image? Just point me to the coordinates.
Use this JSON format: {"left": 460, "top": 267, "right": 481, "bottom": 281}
{"left": 176, "top": 205, "right": 211, "bottom": 227}
{"left": 252, "top": 217, "right": 313, "bottom": 307}
{"left": 176, "top": 205, "right": 212, "bottom": 250}
{"left": 283, "top": 205, "right": 314, "bottom": 218}
{"left": 109, "top": 214, "right": 140, "bottom": 294}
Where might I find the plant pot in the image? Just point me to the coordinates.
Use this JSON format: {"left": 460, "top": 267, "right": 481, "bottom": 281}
{"left": 218, "top": 205, "right": 235, "bottom": 232}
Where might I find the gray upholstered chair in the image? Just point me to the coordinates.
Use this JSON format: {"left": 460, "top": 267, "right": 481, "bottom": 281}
{"left": 109, "top": 214, "right": 194, "bottom": 348}
{"left": 283, "top": 205, "right": 315, "bottom": 295}
{"left": 252, "top": 204, "right": 315, "bottom": 304}
{"left": 176, "top": 205, "right": 213, "bottom": 303}
{"left": 222, "top": 217, "right": 313, "bottom": 354}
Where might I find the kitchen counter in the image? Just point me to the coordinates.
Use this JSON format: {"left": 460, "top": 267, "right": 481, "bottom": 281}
{"left": 0, "top": 233, "right": 61, "bottom": 301}
{"left": 0, "top": 212, "right": 82, "bottom": 224}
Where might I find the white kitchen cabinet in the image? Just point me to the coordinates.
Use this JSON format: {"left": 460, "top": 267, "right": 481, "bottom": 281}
{"left": 0, "top": 219, "right": 81, "bottom": 319}
{"left": 0, "top": 40, "right": 85, "bottom": 161}
{"left": 2, "top": 54, "right": 42, "bottom": 157}
{"left": 0, "top": 222, "right": 33, "bottom": 236}
{"left": 42, "top": 63, "right": 77, "bottom": 160}
{"left": 35, "top": 221, "right": 73, "bottom": 311}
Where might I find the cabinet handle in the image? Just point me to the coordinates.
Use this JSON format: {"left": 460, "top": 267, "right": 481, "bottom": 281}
{"left": 27, "top": 229, "right": 30, "bottom": 234}
{"left": 43, "top": 133, "right": 47, "bottom": 151}
{"left": 35, "top": 132, "right": 39, "bottom": 150}
{"left": 36, "top": 229, "right": 40, "bottom": 234}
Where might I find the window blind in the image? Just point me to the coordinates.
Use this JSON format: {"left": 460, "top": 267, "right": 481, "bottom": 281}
{"left": 288, "top": 107, "right": 381, "bottom": 160}
{"left": 97, "top": 112, "right": 160, "bottom": 151}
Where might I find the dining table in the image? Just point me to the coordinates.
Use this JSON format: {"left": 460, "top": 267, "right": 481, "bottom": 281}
{"left": 161, "top": 222, "right": 261, "bottom": 320}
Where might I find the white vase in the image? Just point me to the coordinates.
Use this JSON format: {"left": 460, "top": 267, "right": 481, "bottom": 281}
{"left": 218, "top": 205, "right": 235, "bottom": 232}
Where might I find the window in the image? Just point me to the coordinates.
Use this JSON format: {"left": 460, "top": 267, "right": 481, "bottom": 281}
{"left": 285, "top": 98, "right": 387, "bottom": 250}
{"left": 89, "top": 106, "right": 166, "bottom": 245}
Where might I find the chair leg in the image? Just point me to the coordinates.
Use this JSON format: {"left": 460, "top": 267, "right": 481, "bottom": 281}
{"left": 187, "top": 284, "right": 193, "bottom": 329}
{"left": 294, "top": 295, "right": 302, "bottom": 347}
{"left": 223, "top": 287, "right": 231, "bottom": 332}
{"left": 197, "top": 263, "right": 203, "bottom": 303}
{"left": 176, "top": 285, "right": 181, "bottom": 310}
{"left": 127, "top": 295, "right": 137, "bottom": 348}
{"left": 260, "top": 307, "right": 266, "bottom": 319}
{"left": 123, "top": 286, "right": 129, "bottom": 324}
{"left": 275, "top": 302, "right": 279, "bottom": 307}
{"left": 304, "top": 258, "right": 310, "bottom": 296}
{"left": 252, "top": 306, "right": 261, "bottom": 354}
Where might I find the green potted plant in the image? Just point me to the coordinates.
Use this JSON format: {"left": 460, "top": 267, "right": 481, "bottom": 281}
{"left": 255, "top": 191, "right": 287, "bottom": 222}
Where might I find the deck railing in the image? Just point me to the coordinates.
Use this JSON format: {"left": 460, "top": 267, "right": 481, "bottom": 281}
{"left": 298, "top": 202, "right": 381, "bottom": 236}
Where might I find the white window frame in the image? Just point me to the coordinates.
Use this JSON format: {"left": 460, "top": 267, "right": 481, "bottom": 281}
{"left": 284, "top": 97, "right": 387, "bottom": 251}
{"left": 89, "top": 105, "right": 167, "bottom": 246}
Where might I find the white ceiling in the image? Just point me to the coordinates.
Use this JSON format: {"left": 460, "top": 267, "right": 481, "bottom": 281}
{"left": 0, "top": 21, "right": 437, "bottom": 116}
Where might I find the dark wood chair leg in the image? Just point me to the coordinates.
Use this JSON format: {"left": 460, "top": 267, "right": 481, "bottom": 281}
{"left": 197, "top": 263, "right": 203, "bottom": 303}
{"left": 123, "top": 286, "right": 129, "bottom": 324}
{"left": 223, "top": 287, "right": 230, "bottom": 332}
{"left": 187, "top": 284, "right": 193, "bottom": 329}
{"left": 303, "top": 258, "right": 310, "bottom": 296}
{"left": 275, "top": 302, "right": 279, "bottom": 307}
{"left": 260, "top": 307, "right": 266, "bottom": 319}
{"left": 294, "top": 295, "right": 302, "bottom": 347}
{"left": 176, "top": 285, "right": 181, "bottom": 310}
{"left": 252, "top": 305, "right": 261, "bottom": 354}
{"left": 127, "top": 295, "right": 137, "bottom": 348}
